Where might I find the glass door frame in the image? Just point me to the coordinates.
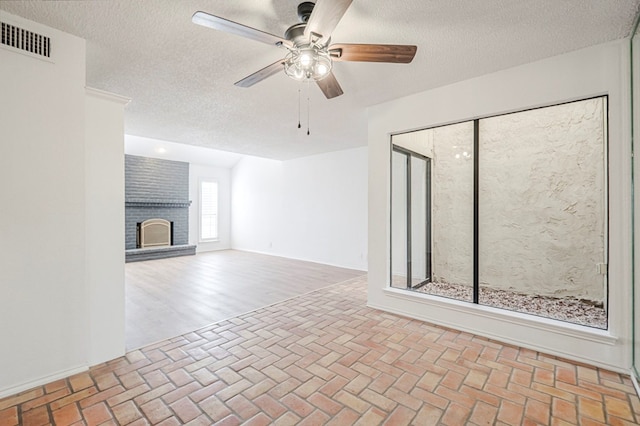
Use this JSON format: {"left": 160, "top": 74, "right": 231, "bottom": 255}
{"left": 390, "top": 145, "right": 432, "bottom": 289}
{"left": 630, "top": 9, "right": 640, "bottom": 390}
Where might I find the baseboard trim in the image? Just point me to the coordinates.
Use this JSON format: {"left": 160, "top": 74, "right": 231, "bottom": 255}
{"left": 231, "top": 247, "right": 367, "bottom": 272}
{"left": 382, "top": 287, "right": 617, "bottom": 345}
{"left": 370, "top": 290, "right": 625, "bottom": 374}
{"left": 0, "top": 365, "right": 88, "bottom": 399}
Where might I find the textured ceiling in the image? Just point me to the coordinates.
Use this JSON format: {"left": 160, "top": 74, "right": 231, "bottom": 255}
{"left": 1, "top": 0, "right": 639, "bottom": 160}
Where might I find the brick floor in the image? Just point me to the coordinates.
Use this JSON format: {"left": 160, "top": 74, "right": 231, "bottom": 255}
{"left": 1, "top": 276, "right": 639, "bottom": 425}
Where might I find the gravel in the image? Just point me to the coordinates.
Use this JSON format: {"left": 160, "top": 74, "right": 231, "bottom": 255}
{"left": 412, "top": 280, "right": 607, "bottom": 329}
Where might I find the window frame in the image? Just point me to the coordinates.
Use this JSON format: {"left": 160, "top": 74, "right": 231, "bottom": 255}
{"left": 388, "top": 95, "right": 609, "bottom": 328}
{"left": 199, "top": 178, "right": 219, "bottom": 242}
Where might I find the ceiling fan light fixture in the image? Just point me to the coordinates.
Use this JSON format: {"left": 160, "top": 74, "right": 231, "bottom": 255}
{"left": 315, "top": 62, "right": 329, "bottom": 77}
{"left": 299, "top": 50, "right": 313, "bottom": 67}
{"left": 284, "top": 46, "right": 332, "bottom": 82}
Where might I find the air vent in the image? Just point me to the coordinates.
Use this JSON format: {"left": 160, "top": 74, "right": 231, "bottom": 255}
{"left": 1, "top": 21, "right": 50, "bottom": 58}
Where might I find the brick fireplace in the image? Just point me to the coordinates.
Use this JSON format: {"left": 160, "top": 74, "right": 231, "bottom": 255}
{"left": 124, "top": 155, "right": 196, "bottom": 262}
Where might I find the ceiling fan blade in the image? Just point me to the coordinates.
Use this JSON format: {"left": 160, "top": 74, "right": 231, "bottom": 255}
{"left": 329, "top": 44, "right": 417, "bottom": 63}
{"left": 192, "top": 11, "right": 292, "bottom": 48}
{"left": 304, "top": 0, "right": 353, "bottom": 45}
{"left": 235, "top": 59, "right": 286, "bottom": 87}
{"left": 316, "top": 71, "right": 344, "bottom": 99}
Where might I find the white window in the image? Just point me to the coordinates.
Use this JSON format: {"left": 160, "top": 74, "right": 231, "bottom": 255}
{"left": 200, "top": 180, "right": 218, "bottom": 241}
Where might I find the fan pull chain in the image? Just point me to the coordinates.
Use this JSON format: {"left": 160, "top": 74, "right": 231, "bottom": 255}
{"left": 306, "top": 80, "right": 311, "bottom": 136}
{"left": 297, "top": 86, "right": 301, "bottom": 129}
{"left": 295, "top": 82, "right": 311, "bottom": 136}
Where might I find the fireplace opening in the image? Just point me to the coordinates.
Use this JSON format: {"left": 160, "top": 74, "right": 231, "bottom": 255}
{"left": 137, "top": 218, "right": 173, "bottom": 248}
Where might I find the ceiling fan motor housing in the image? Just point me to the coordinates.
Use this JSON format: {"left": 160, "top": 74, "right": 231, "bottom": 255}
{"left": 286, "top": 1, "right": 317, "bottom": 46}
{"left": 284, "top": 23, "right": 307, "bottom": 45}
{"left": 297, "top": 2, "right": 315, "bottom": 23}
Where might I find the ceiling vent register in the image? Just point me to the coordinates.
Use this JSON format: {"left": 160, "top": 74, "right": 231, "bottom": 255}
{"left": 1, "top": 21, "right": 50, "bottom": 58}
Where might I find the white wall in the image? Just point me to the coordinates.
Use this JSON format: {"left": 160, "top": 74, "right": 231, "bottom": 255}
{"left": 0, "top": 12, "right": 127, "bottom": 396}
{"left": 0, "top": 12, "right": 88, "bottom": 395}
{"left": 232, "top": 147, "right": 368, "bottom": 271}
{"left": 231, "top": 156, "right": 283, "bottom": 254}
{"left": 85, "top": 88, "right": 129, "bottom": 366}
{"left": 189, "top": 164, "right": 232, "bottom": 252}
{"left": 368, "top": 40, "right": 631, "bottom": 371}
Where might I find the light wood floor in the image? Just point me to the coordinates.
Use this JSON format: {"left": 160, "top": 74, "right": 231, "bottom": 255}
{"left": 125, "top": 250, "right": 364, "bottom": 350}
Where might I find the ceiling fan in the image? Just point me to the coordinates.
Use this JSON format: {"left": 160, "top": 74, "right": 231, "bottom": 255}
{"left": 192, "top": 0, "right": 417, "bottom": 99}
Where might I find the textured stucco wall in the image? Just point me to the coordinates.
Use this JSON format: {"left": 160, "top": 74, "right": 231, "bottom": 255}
{"left": 479, "top": 98, "right": 606, "bottom": 300}
{"left": 431, "top": 122, "right": 475, "bottom": 287}
{"left": 391, "top": 98, "right": 606, "bottom": 300}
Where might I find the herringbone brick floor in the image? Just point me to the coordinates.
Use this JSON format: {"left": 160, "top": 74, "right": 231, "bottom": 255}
{"left": 1, "top": 276, "right": 639, "bottom": 425}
